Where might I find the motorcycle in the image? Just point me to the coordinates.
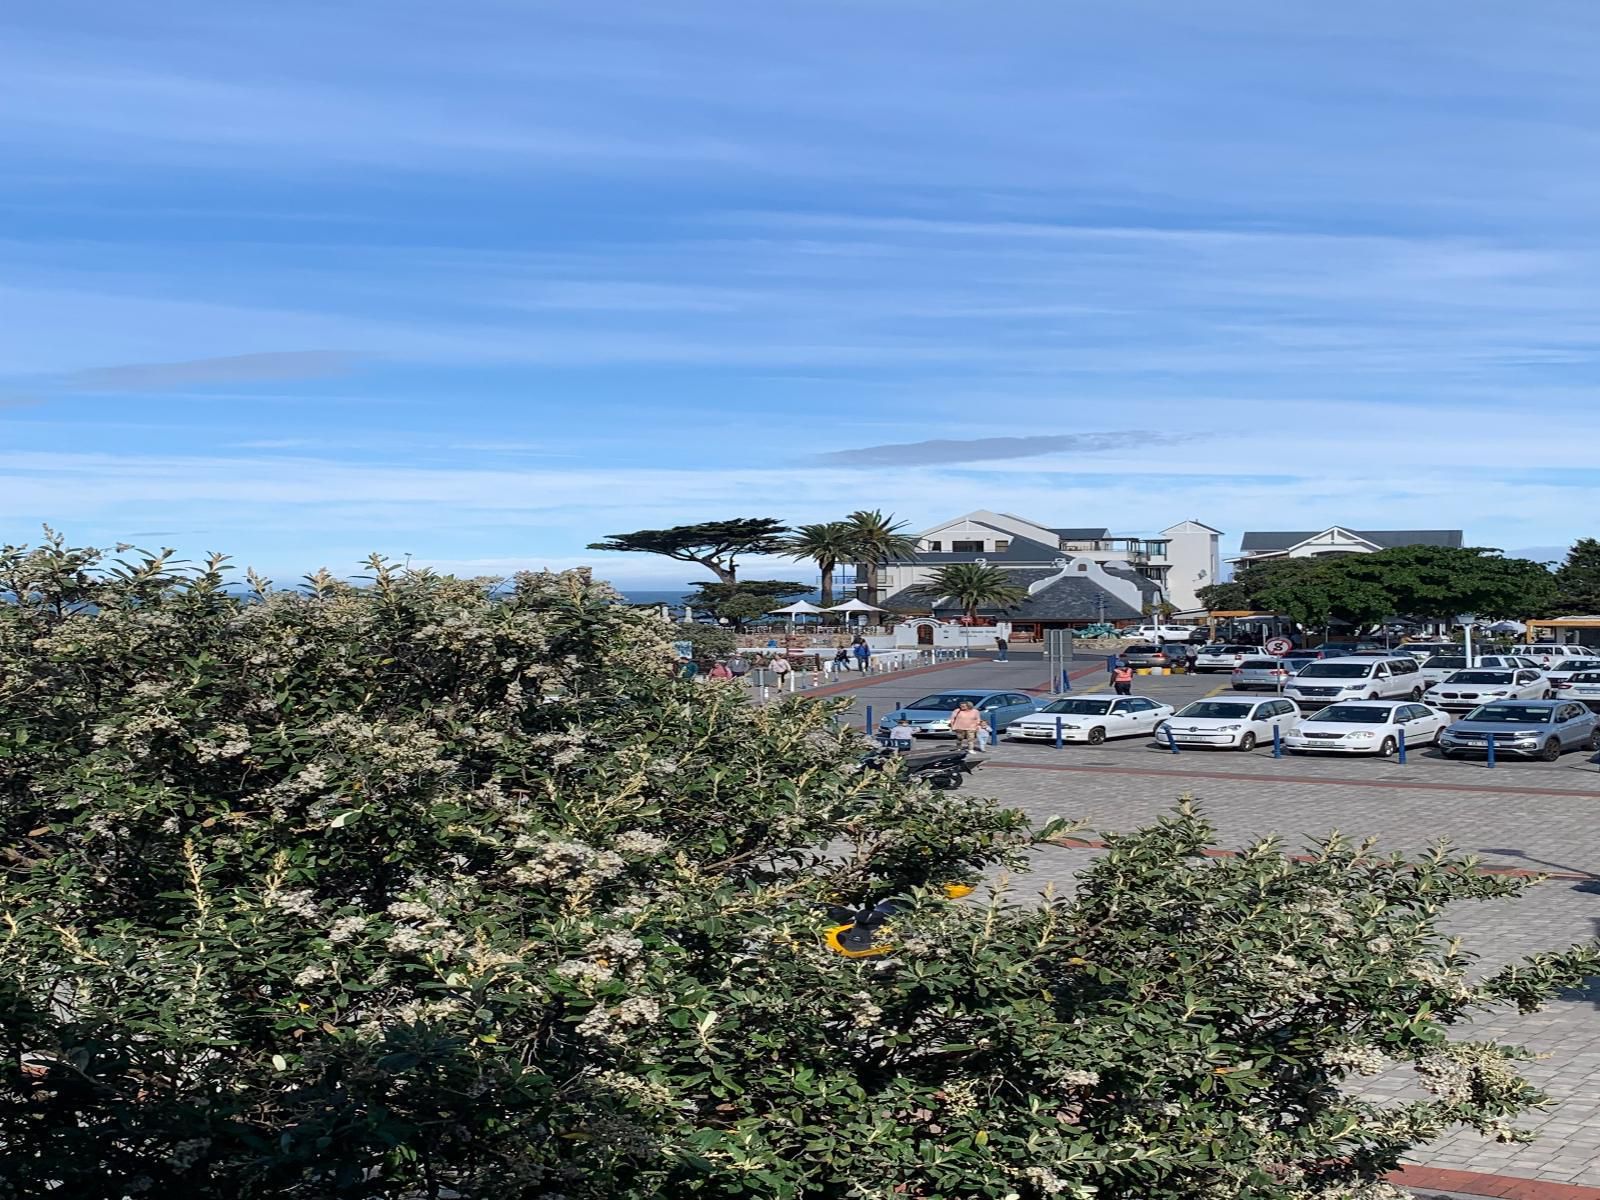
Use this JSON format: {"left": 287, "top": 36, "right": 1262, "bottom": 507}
{"left": 861, "top": 743, "right": 980, "bottom": 789}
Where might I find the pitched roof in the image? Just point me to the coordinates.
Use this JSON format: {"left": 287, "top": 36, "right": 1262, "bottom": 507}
{"left": 1050, "top": 527, "right": 1109, "bottom": 540}
{"left": 1239, "top": 529, "right": 1463, "bottom": 553}
{"left": 882, "top": 565, "right": 1157, "bottom": 622}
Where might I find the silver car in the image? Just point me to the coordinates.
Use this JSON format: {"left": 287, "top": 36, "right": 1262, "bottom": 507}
{"left": 1438, "top": 699, "right": 1599, "bottom": 761}
{"left": 1554, "top": 669, "right": 1600, "bottom": 713}
{"left": 1230, "top": 657, "right": 1293, "bottom": 691}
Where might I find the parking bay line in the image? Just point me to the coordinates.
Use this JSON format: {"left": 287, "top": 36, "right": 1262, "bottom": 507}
{"left": 982, "top": 757, "right": 1600, "bottom": 802}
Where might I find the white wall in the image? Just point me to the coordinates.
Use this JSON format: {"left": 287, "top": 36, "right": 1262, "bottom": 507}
{"left": 1160, "top": 521, "right": 1223, "bottom": 611}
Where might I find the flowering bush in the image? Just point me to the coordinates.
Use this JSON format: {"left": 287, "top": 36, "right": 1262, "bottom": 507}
{"left": 1, "top": 535, "right": 1595, "bottom": 1200}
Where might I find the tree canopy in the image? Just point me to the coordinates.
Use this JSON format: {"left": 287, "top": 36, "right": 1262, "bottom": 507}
{"left": 684, "top": 579, "right": 811, "bottom": 628}
{"left": 911, "top": 562, "right": 1027, "bottom": 620}
{"left": 587, "top": 519, "right": 788, "bottom": 584}
{"left": 1555, "top": 537, "right": 1600, "bottom": 613}
{"left": 3, "top": 535, "right": 1596, "bottom": 1199}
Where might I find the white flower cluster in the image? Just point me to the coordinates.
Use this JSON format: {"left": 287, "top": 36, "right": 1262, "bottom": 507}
{"left": 849, "top": 991, "right": 883, "bottom": 1028}
{"left": 593, "top": 1069, "right": 674, "bottom": 1107}
{"left": 509, "top": 837, "right": 624, "bottom": 891}
{"left": 613, "top": 829, "right": 669, "bottom": 856}
{"left": 593, "top": 932, "right": 644, "bottom": 962}
{"left": 555, "top": 960, "right": 616, "bottom": 986}
{"left": 1415, "top": 1044, "right": 1521, "bottom": 1104}
{"left": 327, "top": 915, "right": 369, "bottom": 944}
{"left": 313, "top": 714, "right": 457, "bottom": 783}
{"left": 1018, "top": 1166, "right": 1074, "bottom": 1196}
{"left": 1055, "top": 1068, "right": 1100, "bottom": 1088}
{"left": 271, "top": 890, "right": 321, "bottom": 920}
{"left": 381, "top": 897, "right": 466, "bottom": 960}
{"left": 194, "top": 722, "right": 252, "bottom": 763}
{"left": 573, "top": 995, "right": 661, "bottom": 1045}
{"left": 293, "top": 964, "right": 330, "bottom": 987}
{"left": 1321, "top": 1044, "right": 1387, "bottom": 1077}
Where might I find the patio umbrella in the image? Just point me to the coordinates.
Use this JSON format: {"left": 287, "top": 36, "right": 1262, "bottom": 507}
{"left": 1487, "top": 620, "right": 1526, "bottom": 634}
{"left": 827, "top": 598, "right": 886, "bottom": 613}
{"left": 769, "top": 600, "right": 827, "bottom": 616}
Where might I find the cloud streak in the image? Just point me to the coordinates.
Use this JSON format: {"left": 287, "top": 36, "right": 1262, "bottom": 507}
{"left": 64, "top": 351, "right": 359, "bottom": 391}
{"left": 815, "top": 431, "right": 1171, "bottom": 467}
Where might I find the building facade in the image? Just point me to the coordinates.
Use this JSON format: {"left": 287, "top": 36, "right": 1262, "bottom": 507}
{"left": 1233, "top": 527, "right": 1464, "bottom": 567}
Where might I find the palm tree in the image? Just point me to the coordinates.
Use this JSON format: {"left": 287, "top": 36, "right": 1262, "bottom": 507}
{"left": 846, "top": 510, "right": 920, "bottom": 607}
{"left": 911, "top": 563, "right": 1028, "bottom": 621}
{"left": 782, "top": 521, "right": 858, "bottom": 608}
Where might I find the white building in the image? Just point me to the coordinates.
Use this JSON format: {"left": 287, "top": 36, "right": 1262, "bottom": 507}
{"left": 1233, "top": 528, "right": 1463, "bottom": 567}
{"left": 871, "top": 510, "right": 1222, "bottom": 616}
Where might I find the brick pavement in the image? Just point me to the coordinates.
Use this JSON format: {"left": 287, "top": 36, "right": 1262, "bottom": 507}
{"left": 815, "top": 660, "right": 1600, "bottom": 1189}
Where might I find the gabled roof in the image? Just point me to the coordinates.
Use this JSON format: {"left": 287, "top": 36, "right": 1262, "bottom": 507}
{"left": 1239, "top": 528, "right": 1463, "bottom": 553}
{"left": 1162, "top": 519, "right": 1224, "bottom": 534}
{"left": 881, "top": 564, "right": 1157, "bottom": 622}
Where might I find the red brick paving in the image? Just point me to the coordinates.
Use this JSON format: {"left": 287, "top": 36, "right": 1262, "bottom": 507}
{"left": 1393, "top": 1164, "right": 1600, "bottom": 1198}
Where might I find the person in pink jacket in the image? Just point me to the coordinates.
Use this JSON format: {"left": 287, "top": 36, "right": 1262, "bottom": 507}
{"left": 949, "top": 700, "right": 984, "bottom": 752}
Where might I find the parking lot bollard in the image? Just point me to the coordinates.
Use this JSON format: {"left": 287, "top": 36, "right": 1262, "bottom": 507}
{"left": 1397, "top": 728, "right": 1407, "bottom": 764}
{"left": 1165, "top": 725, "right": 1180, "bottom": 754}
{"left": 1486, "top": 732, "right": 1495, "bottom": 768}
{"left": 1272, "top": 724, "right": 1282, "bottom": 758}
{"left": 1055, "top": 716, "right": 1064, "bottom": 748}
{"left": 865, "top": 704, "right": 873, "bottom": 734}
{"left": 989, "top": 712, "right": 1000, "bottom": 743}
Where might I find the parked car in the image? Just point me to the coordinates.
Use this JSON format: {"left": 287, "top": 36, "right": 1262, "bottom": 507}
{"left": 878, "top": 689, "right": 1046, "bottom": 737}
{"left": 1155, "top": 697, "right": 1300, "bottom": 751}
{"left": 1555, "top": 670, "right": 1600, "bottom": 713}
{"left": 1120, "top": 644, "right": 1178, "bottom": 669}
{"left": 1192, "top": 644, "right": 1258, "bottom": 674}
{"left": 1513, "top": 644, "right": 1596, "bottom": 670}
{"left": 1543, "top": 657, "right": 1600, "bottom": 686}
{"left": 1282, "top": 700, "right": 1451, "bottom": 757}
{"left": 1394, "top": 642, "right": 1457, "bottom": 663}
{"left": 1310, "top": 642, "right": 1384, "bottom": 655}
{"left": 1438, "top": 700, "right": 1599, "bottom": 761}
{"left": 1417, "top": 654, "right": 1540, "bottom": 687}
{"left": 1005, "top": 694, "right": 1176, "bottom": 745}
{"left": 1423, "top": 668, "right": 1551, "bottom": 712}
{"left": 1282, "top": 656, "right": 1426, "bottom": 708}
{"left": 1126, "top": 624, "right": 1206, "bottom": 643}
{"left": 1279, "top": 649, "right": 1329, "bottom": 672}
{"left": 1231, "top": 657, "right": 1294, "bottom": 691}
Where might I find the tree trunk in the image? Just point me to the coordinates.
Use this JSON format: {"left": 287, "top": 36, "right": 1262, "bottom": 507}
{"left": 689, "top": 555, "right": 737, "bottom": 585}
{"left": 819, "top": 563, "right": 835, "bottom": 608}
{"left": 861, "top": 562, "right": 879, "bottom": 607}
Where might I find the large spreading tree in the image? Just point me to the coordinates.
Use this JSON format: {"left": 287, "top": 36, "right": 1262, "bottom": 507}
{"left": 3, "top": 534, "right": 1597, "bottom": 1199}
{"left": 1554, "top": 537, "right": 1600, "bottom": 613}
{"left": 587, "top": 518, "right": 788, "bottom": 584}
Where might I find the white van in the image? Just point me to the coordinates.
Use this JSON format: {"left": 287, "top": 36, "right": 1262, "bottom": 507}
{"left": 1283, "top": 655, "right": 1427, "bottom": 709}
{"left": 1515, "top": 644, "right": 1594, "bottom": 669}
{"left": 1126, "top": 624, "right": 1202, "bottom": 643}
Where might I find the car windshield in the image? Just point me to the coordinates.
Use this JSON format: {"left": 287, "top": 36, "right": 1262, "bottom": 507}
{"left": 1175, "top": 702, "right": 1254, "bottom": 719}
{"left": 1040, "top": 699, "right": 1114, "bottom": 715}
{"left": 1297, "top": 663, "right": 1373, "bottom": 679}
{"left": 1200, "top": 645, "right": 1248, "bottom": 654}
{"left": 906, "top": 694, "right": 984, "bottom": 711}
{"left": 1307, "top": 705, "right": 1392, "bottom": 724}
{"left": 1559, "top": 660, "right": 1600, "bottom": 671}
{"left": 1570, "top": 672, "right": 1600, "bottom": 683}
{"left": 1465, "top": 704, "right": 1553, "bottom": 724}
{"left": 1447, "top": 671, "right": 1513, "bottom": 684}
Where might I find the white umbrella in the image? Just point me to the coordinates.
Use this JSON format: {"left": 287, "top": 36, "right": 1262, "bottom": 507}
{"left": 769, "top": 600, "right": 826, "bottom": 615}
{"left": 1487, "top": 620, "right": 1526, "bottom": 633}
{"left": 827, "top": 598, "right": 886, "bottom": 613}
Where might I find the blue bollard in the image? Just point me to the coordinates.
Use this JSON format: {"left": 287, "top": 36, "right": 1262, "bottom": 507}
{"left": 1055, "top": 716, "right": 1064, "bottom": 748}
{"left": 989, "top": 712, "right": 1000, "bottom": 744}
{"left": 1486, "top": 732, "right": 1495, "bottom": 768}
{"left": 1272, "top": 724, "right": 1282, "bottom": 758}
{"left": 865, "top": 704, "right": 874, "bottom": 734}
{"left": 1165, "top": 725, "right": 1180, "bottom": 755}
{"left": 1397, "top": 728, "right": 1407, "bottom": 764}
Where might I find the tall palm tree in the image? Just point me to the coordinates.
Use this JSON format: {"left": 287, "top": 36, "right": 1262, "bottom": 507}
{"left": 846, "top": 510, "right": 920, "bottom": 607}
{"left": 782, "top": 521, "right": 857, "bottom": 608}
{"left": 911, "top": 563, "right": 1028, "bottom": 621}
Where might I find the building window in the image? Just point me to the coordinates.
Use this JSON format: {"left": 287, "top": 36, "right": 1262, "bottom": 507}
{"left": 926, "top": 540, "right": 942, "bottom": 551}
{"left": 993, "top": 539, "right": 1010, "bottom": 552}
{"left": 952, "top": 540, "right": 983, "bottom": 552}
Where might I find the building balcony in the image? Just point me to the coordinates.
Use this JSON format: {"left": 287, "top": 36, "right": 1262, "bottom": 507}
{"left": 1058, "top": 537, "right": 1169, "bottom": 561}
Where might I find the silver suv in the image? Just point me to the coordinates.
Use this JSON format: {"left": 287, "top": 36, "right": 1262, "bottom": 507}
{"left": 1282, "top": 655, "right": 1426, "bottom": 709}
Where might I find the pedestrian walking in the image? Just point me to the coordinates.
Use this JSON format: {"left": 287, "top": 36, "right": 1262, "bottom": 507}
{"left": 770, "top": 653, "right": 791, "bottom": 687}
{"left": 852, "top": 639, "right": 871, "bottom": 673}
{"left": 676, "top": 657, "right": 699, "bottom": 681}
{"left": 950, "top": 700, "right": 984, "bottom": 753}
{"left": 727, "top": 652, "right": 749, "bottom": 680}
{"left": 708, "top": 660, "right": 733, "bottom": 680}
{"left": 886, "top": 718, "right": 915, "bottom": 752}
{"left": 832, "top": 647, "right": 850, "bottom": 674}
{"left": 994, "top": 633, "right": 1009, "bottom": 662}
{"left": 1112, "top": 662, "right": 1134, "bottom": 696}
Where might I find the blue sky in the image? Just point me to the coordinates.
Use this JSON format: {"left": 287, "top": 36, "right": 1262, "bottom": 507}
{"left": 3, "top": 1, "right": 1597, "bottom": 586}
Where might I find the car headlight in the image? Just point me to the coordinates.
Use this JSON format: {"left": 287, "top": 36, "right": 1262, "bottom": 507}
{"left": 1348, "top": 731, "right": 1375, "bottom": 739}
{"left": 1216, "top": 724, "right": 1241, "bottom": 731}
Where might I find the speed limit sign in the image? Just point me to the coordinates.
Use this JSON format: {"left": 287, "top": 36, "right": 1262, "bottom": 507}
{"left": 1265, "top": 636, "right": 1293, "bottom": 656}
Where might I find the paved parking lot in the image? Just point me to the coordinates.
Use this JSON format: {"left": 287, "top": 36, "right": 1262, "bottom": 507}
{"left": 825, "top": 655, "right": 1600, "bottom": 1190}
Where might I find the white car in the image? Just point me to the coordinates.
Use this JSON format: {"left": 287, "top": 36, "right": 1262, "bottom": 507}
{"left": 1513, "top": 644, "right": 1594, "bottom": 670}
{"left": 1282, "top": 656, "right": 1426, "bottom": 708}
{"left": 1553, "top": 668, "right": 1600, "bottom": 712}
{"left": 1006, "top": 694, "right": 1176, "bottom": 745}
{"left": 1282, "top": 700, "right": 1451, "bottom": 757}
{"left": 1543, "top": 657, "right": 1600, "bottom": 685}
{"left": 1154, "top": 697, "right": 1300, "bottom": 751}
{"left": 1126, "top": 624, "right": 1202, "bottom": 643}
{"left": 1417, "top": 654, "right": 1539, "bottom": 687}
{"left": 1424, "top": 668, "right": 1551, "bottom": 713}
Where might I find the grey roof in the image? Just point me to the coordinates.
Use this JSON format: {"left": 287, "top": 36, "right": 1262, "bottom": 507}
{"left": 883, "top": 565, "right": 1155, "bottom": 622}
{"left": 894, "top": 535, "right": 1064, "bottom": 565}
{"left": 1239, "top": 529, "right": 1463, "bottom": 553}
{"left": 1051, "top": 527, "right": 1109, "bottom": 541}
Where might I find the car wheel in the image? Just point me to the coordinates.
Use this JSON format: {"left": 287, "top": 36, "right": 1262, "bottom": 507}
{"left": 1539, "top": 738, "right": 1562, "bottom": 762}
{"left": 1409, "top": 687, "right": 1423, "bottom": 700}
{"left": 1087, "top": 726, "right": 1106, "bottom": 745}
{"left": 1378, "top": 736, "right": 1397, "bottom": 758}
{"left": 1582, "top": 730, "right": 1599, "bottom": 752}
{"left": 1237, "top": 732, "right": 1257, "bottom": 752}
{"left": 1367, "top": 693, "right": 1381, "bottom": 701}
